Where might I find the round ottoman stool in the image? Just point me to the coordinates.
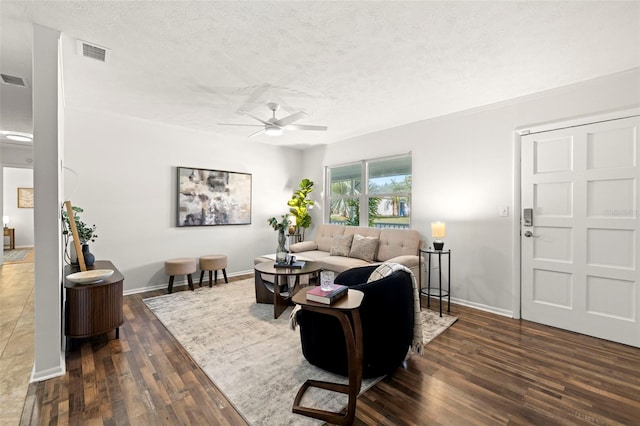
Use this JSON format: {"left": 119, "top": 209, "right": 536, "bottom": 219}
{"left": 199, "top": 254, "right": 228, "bottom": 287}
{"left": 164, "top": 258, "right": 196, "bottom": 293}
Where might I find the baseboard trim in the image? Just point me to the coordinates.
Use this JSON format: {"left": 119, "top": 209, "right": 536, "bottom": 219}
{"left": 450, "top": 297, "right": 513, "bottom": 318}
{"left": 423, "top": 294, "right": 512, "bottom": 318}
{"left": 30, "top": 352, "right": 66, "bottom": 383}
{"left": 124, "top": 269, "right": 254, "bottom": 296}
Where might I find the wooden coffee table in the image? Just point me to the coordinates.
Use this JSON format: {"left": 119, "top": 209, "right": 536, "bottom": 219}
{"left": 254, "top": 261, "right": 321, "bottom": 319}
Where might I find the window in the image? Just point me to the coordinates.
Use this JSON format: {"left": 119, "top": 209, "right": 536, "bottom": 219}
{"left": 327, "top": 154, "right": 411, "bottom": 228}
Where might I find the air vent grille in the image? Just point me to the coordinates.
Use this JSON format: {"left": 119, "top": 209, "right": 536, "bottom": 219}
{"left": 1, "top": 74, "right": 27, "bottom": 87}
{"left": 82, "top": 43, "right": 106, "bottom": 61}
{"left": 76, "top": 40, "right": 109, "bottom": 62}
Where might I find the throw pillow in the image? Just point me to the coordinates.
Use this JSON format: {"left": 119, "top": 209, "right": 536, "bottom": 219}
{"left": 330, "top": 234, "right": 354, "bottom": 257}
{"left": 349, "top": 234, "right": 379, "bottom": 262}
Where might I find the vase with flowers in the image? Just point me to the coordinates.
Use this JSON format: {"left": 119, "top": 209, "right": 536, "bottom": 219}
{"left": 62, "top": 206, "right": 98, "bottom": 266}
{"left": 267, "top": 214, "right": 290, "bottom": 264}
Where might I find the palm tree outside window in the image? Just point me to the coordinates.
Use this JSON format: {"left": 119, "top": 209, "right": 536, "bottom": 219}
{"left": 327, "top": 154, "right": 411, "bottom": 228}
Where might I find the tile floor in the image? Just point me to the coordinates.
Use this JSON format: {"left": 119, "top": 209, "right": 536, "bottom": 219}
{"left": 0, "top": 254, "right": 35, "bottom": 425}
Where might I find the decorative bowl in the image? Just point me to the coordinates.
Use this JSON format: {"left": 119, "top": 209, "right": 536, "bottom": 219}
{"left": 66, "top": 269, "right": 114, "bottom": 284}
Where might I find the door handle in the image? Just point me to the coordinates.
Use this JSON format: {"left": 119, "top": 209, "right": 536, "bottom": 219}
{"left": 523, "top": 231, "right": 539, "bottom": 238}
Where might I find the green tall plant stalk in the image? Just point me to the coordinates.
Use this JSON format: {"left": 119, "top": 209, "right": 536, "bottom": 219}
{"left": 287, "top": 178, "right": 314, "bottom": 237}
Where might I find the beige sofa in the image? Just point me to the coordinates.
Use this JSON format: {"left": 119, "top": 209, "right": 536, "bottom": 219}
{"left": 256, "top": 223, "right": 422, "bottom": 277}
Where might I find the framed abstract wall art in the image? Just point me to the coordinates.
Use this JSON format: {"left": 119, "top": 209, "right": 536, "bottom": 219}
{"left": 17, "top": 187, "right": 34, "bottom": 208}
{"left": 177, "top": 167, "right": 252, "bottom": 226}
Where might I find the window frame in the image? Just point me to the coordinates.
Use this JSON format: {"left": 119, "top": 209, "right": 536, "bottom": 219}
{"left": 325, "top": 153, "right": 411, "bottom": 228}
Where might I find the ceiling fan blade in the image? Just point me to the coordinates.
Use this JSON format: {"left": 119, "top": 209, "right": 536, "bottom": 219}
{"left": 245, "top": 113, "right": 272, "bottom": 126}
{"left": 274, "top": 111, "right": 308, "bottom": 127}
{"left": 217, "top": 123, "right": 263, "bottom": 127}
{"left": 285, "top": 124, "right": 328, "bottom": 131}
{"left": 248, "top": 128, "right": 265, "bottom": 138}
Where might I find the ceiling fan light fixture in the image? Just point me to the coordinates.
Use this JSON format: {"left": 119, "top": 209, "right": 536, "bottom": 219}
{"left": 2, "top": 131, "right": 33, "bottom": 142}
{"left": 265, "top": 126, "right": 283, "bottom": 136}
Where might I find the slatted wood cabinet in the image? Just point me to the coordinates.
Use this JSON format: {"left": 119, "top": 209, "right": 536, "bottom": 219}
{"left": 64, "top": 260, "right": 124, "bottom": 345}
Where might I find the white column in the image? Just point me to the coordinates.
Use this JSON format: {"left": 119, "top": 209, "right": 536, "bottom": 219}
{"left": 31, "top": 24, "right": 64, "bottom": 381}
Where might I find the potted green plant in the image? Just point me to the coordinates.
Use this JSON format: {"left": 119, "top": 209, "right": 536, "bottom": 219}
{"left": 62, "top": 206, "right": 98, "bottom": 266}
{"left": 287, "top": 178, "right": 314, "bottom": 240}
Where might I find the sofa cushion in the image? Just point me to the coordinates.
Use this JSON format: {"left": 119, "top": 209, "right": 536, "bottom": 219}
{"left": 289, "top": 250, "right": 331, "bottom": 262}
{"left": 315, "top": 224, "right": 346, "bottom": 252}
{"left": 289, "top": 240, "right": 318, "bottom": 253}
{"left": 344, "top": 226, "right": 381, "bottom": 239}
{"left": 315, "top": 256, "right": 372, "bottom": 273}
{"left": 330, "top": 234, "right": 354, "bottom": 257}
{"left": 349, "top": 234, "right": 379, "bottom": 262}
{"left": 377, "top": 228, "right": 421, "bottom": 261}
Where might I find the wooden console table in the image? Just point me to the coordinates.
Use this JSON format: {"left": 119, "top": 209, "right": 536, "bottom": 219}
{"left": 291, "top": 287, "right": 364, "bottom": 425}
{"left": 64, "top": 260, "right": 124, "bottom": 348}
{"left": 3, "top": 227, "right": 15, "bottom": 250}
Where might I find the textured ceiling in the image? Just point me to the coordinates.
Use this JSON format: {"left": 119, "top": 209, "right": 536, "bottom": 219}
{"left": 1, "top": 1, "right": 639, "bottom": 148}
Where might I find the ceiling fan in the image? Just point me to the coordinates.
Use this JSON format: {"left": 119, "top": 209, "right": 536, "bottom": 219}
{"left": 218, "top": 102, "right": 328, "bottom": 137}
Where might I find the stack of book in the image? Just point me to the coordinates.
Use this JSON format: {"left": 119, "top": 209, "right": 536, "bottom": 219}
{"left": 274, "top": 260, "right": 306, "bottom": 269}
{"left": 306, "top": 284, "right": 348, "bottom": 305}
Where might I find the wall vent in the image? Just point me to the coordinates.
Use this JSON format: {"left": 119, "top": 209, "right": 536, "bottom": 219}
{"left": 1, "top": 73, "right": 27, "bottom": 87}
{"left": 77, "top": 40, "right": 109, "bottom": 62}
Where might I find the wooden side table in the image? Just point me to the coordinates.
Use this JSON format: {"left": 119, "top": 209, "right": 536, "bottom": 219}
{"left": 287, "top": 233, "right": 302, "bottom": 244}
{"left": 64, "top": 260, "right": 124, "bottom": 349}
{"left": 291, "top": 287, "right": 364, "bottom": 425}
{"left": 3, "top": 227, "right": 15, "bottom": 250}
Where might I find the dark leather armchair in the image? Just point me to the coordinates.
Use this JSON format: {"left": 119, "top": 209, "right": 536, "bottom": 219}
{"left": 296, "top": 265, "right": 415, "bottom": 379}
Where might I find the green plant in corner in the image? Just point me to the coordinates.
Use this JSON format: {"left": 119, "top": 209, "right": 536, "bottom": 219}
{"left": 62, "top": 206, "right": 98, "bottom": 244}
{"left": 287, "top": 178, "right": 314, "bottom": 238}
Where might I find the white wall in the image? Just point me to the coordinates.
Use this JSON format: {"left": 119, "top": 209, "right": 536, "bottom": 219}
{"left": 2, "top": 167, "right": 34, "bottom": 247}
{"left": 63, "top": 107, "right": 303, "bottom": 292}
{"left": 1, "top": 145, "right": 34, "bottom": 261}
{"left": 61, "top": 69, "right": 639, "bottom": 308}
{"left": 302, "top": 68, "right": 640, "bottom": 315}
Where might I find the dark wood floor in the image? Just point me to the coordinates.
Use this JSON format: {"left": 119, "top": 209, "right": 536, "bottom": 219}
{"left": 21, "top": 275, "right": 640, "bottom": 425}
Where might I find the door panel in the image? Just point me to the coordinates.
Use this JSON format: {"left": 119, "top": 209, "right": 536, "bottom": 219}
{"left": 522, "top": 116, "right": 640, "bottom": 347}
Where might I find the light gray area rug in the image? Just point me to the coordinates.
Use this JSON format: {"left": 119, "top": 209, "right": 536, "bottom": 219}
{"left": 144, "top": 279, "right": 456, "bottom": 425}
{"left": 3, "top": 248, "right": 32, "bottom": 262}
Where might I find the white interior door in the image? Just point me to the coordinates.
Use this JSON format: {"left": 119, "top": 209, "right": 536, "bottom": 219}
{"left": 521, "top": 116, "right": 640, "bottom": 347}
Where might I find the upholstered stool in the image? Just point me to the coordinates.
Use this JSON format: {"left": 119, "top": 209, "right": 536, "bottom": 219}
{"left": 199, "top": 254, "right": 228, "bottom": 287}
{"left": 164, "top": 258, "right": 196, "bottom": 293}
